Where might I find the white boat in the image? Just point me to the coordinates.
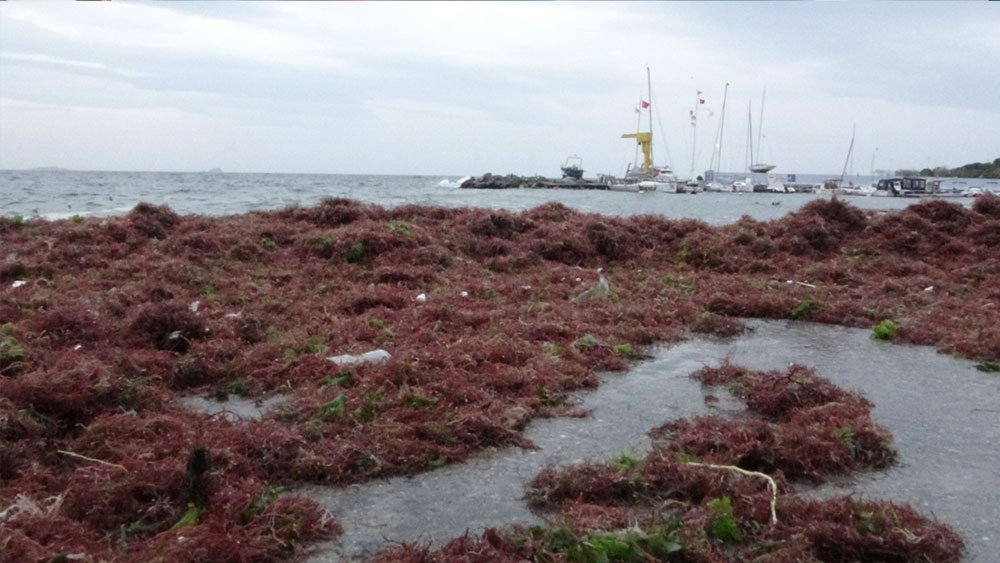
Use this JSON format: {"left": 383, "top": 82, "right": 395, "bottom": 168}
{"left": 609, "top": 180, "right": 653, "bottom": 193}
{"left": 705, "top": 181, "right": 733, "bottom": 192}
{"left": 765, "top": 173, "right": 794, "bottom": 193}
{"left": 732, "top": 177, "right": 755, "bottom": 192}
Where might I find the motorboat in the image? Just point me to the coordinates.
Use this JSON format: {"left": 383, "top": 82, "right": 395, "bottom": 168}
{"left": 560, "top": 155, "right": 584, "bottom": 180}
{"left": 732, "top": 177, "right": 755, "bottom": 192}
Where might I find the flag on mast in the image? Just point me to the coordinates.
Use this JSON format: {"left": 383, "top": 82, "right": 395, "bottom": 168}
{"left": 641, "top": 100, "right": 650, "bottom": 109}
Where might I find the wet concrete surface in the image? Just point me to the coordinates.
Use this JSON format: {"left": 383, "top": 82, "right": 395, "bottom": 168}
{"left": 291, "top": 320, "right": 997, "bottom": 561}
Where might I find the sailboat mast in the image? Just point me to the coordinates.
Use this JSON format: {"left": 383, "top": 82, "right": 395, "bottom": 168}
{"left": 646, "top": 66, "right": 653, "bottom": 170}
{"left": 718, "top": 82, "right": 729, "bottom": 175}
{"left": 747, "top": 101, "right": 754, "bottom": 171}
{"left": 756, "top": 88, "right": 766, "bottom": 162}
{"left": 634, "top": 94, "right": 642, "bottom": 170}
{"left": 690, "top": 91, "right": 699, "bottom": 179}
{"left": 841, "top": 124, "right": 856, "bottom": 183}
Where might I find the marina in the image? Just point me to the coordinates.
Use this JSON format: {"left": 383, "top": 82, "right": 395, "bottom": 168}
{"left": 460, "top": 170, "right": 999, "bottom": 198}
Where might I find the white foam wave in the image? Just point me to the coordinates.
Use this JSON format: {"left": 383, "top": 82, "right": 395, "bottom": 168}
{"left": 438, "top": 176, "right": 470, "bottom": 188}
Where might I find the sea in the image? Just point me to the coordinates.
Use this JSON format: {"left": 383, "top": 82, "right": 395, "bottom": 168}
{"left": 1, "top": 169, "right": 994, "bottom": 226}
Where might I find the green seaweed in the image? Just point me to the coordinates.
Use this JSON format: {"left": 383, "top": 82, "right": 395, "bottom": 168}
{"left": 871, "top": 319, "right": 899, "bottom": 341}
{"left": 315, "top": 395, "right": 347, "bottom": 421}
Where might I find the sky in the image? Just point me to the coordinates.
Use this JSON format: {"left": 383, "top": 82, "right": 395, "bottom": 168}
{"left": 0, "top": 1, "right": 998, "bottom": 177}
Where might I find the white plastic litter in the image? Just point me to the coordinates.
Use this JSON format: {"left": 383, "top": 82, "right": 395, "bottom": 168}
{"left": 460, "top": 291, "right": 469, "bottom": 297}
{"left": 786, "top": 280, "right": 817, "bottom": 288}
{"left": 224, "top": 312, "right": 242, "bottom": 319}
{"left": 924, "top": 286, "right": 934, "bottom": 292}
{"left": 327, "top": 349, "right": 391, "bottom": 367}
{"left": 415, "top": 293, "right": 427, "bottom": 303}
{"left": 73, "top": 344, "right": 82, "bottom": 351}
{"left": 189, "top": 300, "right": 200, "bottom": 313}
{"left": 11, "top": 280, "right": 26, "bottom": 288}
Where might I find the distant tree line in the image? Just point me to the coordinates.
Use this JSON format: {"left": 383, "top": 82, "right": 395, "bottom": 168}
{"left": 904, "top": 157, "right": 1000, "bottom": 179}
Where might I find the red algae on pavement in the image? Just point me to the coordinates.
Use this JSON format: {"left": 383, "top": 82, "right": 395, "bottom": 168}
{"left": 2, "top": 196, "right": 997, "bottom": 561}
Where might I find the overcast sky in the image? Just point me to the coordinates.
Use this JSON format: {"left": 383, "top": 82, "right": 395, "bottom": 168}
{"left": 1, "top": 1, "right": 998, "bottom": 177}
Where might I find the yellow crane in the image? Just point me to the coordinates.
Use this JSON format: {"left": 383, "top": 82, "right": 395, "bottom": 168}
{"left": 621, "top": 131, "right": 652, "bottom": 172}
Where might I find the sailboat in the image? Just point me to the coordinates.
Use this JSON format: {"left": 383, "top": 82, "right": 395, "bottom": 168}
{"left": 705, "top": 83, "right": 732, "bottom": 192}
{"left": 749, "top": 88, "right": 775, "bottom": 174}
{"left": 837, "top": 125, "right": 874, "bottom": 196}
{"left": 614, "top": 67, "right": 677, "bottom": 193}
{"left": 732, "top": 101, "right": 755, "bottom": 192}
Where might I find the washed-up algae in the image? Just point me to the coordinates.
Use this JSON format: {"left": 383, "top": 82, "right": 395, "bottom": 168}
{"left": 2, "top": 195, "right": 998, "bottom": 561}
{"left": 376, "top": 364, "right": 963, "bottom": 562}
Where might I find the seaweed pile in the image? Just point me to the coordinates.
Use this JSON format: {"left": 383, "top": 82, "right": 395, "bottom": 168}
{"left": 2, "top": 195, "right": 997, "bottom": 561}
{"left": 374, "top": 364, "right": 964, "bottom": 562}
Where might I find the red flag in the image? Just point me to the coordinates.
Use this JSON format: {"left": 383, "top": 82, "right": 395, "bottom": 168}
{"left": 699, "top": 98, "right": 705, "bottom": 104}
{"left": 641, "top": 100, "right": 649, "bottom": 109}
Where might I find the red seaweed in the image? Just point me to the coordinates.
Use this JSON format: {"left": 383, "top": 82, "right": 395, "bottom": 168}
{"left": 2, "top": 196, "right": 992, "bottom": 561}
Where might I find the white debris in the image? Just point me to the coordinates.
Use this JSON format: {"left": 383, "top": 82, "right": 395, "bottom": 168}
{"left": 327, "top": 349, "right": 392, "bottom": 367}
{"left": 415, "top": 293, "right": 427, "bottom": 303}
{"left": 73, "top": 344, "right": 82, "bottom": 351}
{"left": 786, "top": 280, "right": 817, "bottom": 288}
{"left": 521, "top": 285, "right": 532, "bottom": 290}
{"left": 11, "top": 280, "right": 26, "bottom": 288}
{"left": 189, "top": 300, "right": 200, "bottom": 313}
{"left": 224, "top": 312, "right": 242, "bottom": 319}
{"left": 460, "top": 291, "right": 469, "bottom": 297}
{"left": 924, "top": 286, "right": 934, "bottom": 292}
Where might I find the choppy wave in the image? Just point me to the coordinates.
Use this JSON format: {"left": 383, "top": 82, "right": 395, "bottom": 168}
{"left": 37, "top": 206, "right": 135, "bottom": 221}
{"left": 438, "top": 176, "right": 470, "bottom": 188}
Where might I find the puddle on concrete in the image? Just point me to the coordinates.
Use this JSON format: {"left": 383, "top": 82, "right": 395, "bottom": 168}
{"left": 295, "top": 319, "right": 997, "bottom": 562}
{"left": 177, "top": 394, "right": 286, "bottom": 422}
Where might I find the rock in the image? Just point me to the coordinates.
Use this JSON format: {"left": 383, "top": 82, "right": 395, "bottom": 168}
{"left": 327, "top": 349, "right": 392, "bottom": 367}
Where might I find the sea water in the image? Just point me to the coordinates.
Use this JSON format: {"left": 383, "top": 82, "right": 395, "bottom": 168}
{"left": 0, "top": 169, "right": 979, "bottom": 225}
